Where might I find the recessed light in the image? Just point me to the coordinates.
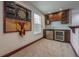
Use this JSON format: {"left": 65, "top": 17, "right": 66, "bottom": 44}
{"left": 59, "top": 8, "right": 63, "bottom": 11}
{"left": 48, "top": 12, "right": 51, "bottom": 13}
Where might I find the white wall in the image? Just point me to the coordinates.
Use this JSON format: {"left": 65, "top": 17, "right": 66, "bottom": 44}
{"left": 0, "top": 1, "right": 45, "bottom": 56}
{"left": 70, "top": 8, "right": 79, "bottom": 56}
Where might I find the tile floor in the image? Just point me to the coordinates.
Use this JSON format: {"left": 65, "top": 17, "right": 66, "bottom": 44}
{"left": 11, "top": 38, "right": 76, "bottom": 57}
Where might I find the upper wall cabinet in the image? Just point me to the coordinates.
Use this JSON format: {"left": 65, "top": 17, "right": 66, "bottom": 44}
{"left": 61, "top": 9, "right": 69, "bottom": 24}
{"left": 45, "top": 15, "right": 51, "bottom": 25}
{"left": 45, "top": 9, "right": 69, "bottom": 24}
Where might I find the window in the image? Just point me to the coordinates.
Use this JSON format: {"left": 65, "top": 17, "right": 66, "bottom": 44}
{"left": 34, "top": 13, "right": 41, "bottom": 34}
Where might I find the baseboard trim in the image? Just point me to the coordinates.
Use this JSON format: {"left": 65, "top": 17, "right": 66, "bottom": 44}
{"left": 2, "top": 37, "right": 43, "bottom": 57}
{"left": 70, "top": 43, "right": 79, "bottom": 57}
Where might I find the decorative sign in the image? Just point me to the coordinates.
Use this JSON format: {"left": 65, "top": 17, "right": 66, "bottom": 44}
{"left": 4, "top": 1, "right": 31, "bottom": 34}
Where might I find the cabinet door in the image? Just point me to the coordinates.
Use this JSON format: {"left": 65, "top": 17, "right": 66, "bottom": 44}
{"left": 54, "top": 30, "right": 64, "bottom": 41}
{"left": 61, "top": 10, "right": 69, "bottom": 24}
{"left": 46, "top": 31, "right": 53, "bottom": 40}
{"left": 64, "top": 30, "right": 70, "bottom": 42}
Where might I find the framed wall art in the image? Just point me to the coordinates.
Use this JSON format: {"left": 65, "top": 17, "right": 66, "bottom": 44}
{"left": 3, "top": 1, "right": 32, "bottom": 33}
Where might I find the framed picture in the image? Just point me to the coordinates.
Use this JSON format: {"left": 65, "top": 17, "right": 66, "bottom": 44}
{"left": 5, "top": 1, "right": 15, "bottom": 8}
{"left": 5, "top": 1, "right": 16, "bottom": 19}
{"left": 6, "top": 7, "right": 16, "bottom": 18}
{"left": 26, "top": 9, "right": 31, "bottom": 22}
{"left": 16, "top": 4, "right": 27, "bottom": 20}
{"left": 4, "top": 1, "right": 32, "bottom": 33}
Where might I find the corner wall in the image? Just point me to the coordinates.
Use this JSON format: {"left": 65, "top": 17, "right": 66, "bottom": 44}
{"left": 70, "top": 8, "right": 79, "bottom": 56}
{"left": 0, "top": 1, "right": 45, "bottom": 56}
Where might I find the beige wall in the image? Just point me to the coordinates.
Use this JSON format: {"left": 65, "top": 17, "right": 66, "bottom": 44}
{"left": 0, "top": 1, "right": 45, "bottom": 56}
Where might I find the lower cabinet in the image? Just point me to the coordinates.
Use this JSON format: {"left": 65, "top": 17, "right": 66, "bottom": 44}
{"left": 43, "top": 29, "right": 70, "bottom": 42}
{"left": 46, "top": 30, "right": 53, "bottom": 40}
{"left": 54, "top": 30, "right": 65, "bottom": 41}
{"left": 54, "top": 30, "right": 70, "bottom": 42}
{"left": 43, "top": 29, "right": 53, "bottom": 40}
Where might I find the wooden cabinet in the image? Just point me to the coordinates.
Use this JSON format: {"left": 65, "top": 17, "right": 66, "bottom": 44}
{"left": 45, "top": 15, "right": 51, "bottom": 25}
{"left": 43, "top": 29, "right": 53, "bottom": 40}
{"left": 61, "top": 9, "right": 69, "bottom": 24}
{"left": 48, "top": 12, "right": 63, "bottom": 21}
{"left": 45, "top": 9, "right": 69, "bottom": 24}
{"left": 43, "top": 29, "right": 70, "bottom": 42}
{"left": 46, "top": 30, "right": 53, "bottom": 40}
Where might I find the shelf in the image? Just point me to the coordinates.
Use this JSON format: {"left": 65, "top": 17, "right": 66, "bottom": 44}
{"left": 69, "top": 25, "right": 79, "bottom": 28}
{"left": 69, "top": 25, "right": 79, "bottom": 33}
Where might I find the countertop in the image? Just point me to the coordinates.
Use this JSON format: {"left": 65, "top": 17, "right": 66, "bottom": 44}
{"left": 44, "top": 28, "right": 71, "bottom": 31}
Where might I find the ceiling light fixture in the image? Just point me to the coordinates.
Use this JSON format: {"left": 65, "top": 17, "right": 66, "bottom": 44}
{"left": 48, "top": 12, "right": 51, "bottom": 13}
{"left": 59, "top": 8, "right": 63, "bottom": 11}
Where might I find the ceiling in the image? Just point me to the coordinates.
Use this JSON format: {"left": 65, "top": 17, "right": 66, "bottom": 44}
{"left": 29, "top": 1, "right": 79, "bottom": 14}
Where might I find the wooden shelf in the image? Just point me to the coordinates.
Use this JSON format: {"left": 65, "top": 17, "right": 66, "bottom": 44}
{"left": 69, "top": 25, "right": 79, "bottom": 28}
{"left": 69, "top": 25, "right": 79, "bottom": 33}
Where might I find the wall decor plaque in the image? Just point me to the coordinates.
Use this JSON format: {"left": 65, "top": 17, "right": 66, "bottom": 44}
{"left": 4, "top": 1, "right": 32, "bottom": 33}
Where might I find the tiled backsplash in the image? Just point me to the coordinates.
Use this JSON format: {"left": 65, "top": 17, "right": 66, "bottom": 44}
{"left": 45, "top": 21, "right": 70, "bottom": 30}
